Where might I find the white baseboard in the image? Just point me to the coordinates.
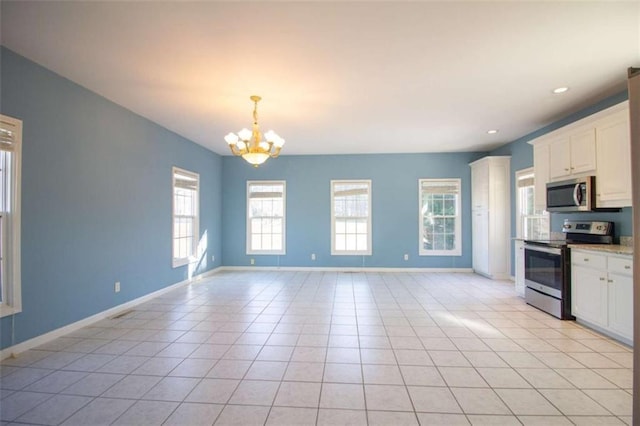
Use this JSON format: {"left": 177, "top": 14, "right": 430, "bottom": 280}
{"left": 219, "top": 266, "right": 474, "bottom": 273}
{"left": 0, "top": 267, "right": 222, "bottom": 360}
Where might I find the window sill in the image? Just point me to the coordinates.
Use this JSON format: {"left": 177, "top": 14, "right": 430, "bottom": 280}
{"left": 0, "top": 304, "right": 22, "bottom": 318}
{"left": 419, "top": 251, "right": 462, "bottom": 256}
{"left": 246, "top": 251, "right": 286, "bottom": 256}
{"left": 331, "top": 251, "right": 372, "bottom": 256}
{"left": 172, "top": 257, "right": 194, "bottom": 268}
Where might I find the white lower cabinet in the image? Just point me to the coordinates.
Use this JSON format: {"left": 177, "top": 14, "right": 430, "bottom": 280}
{"left": 571, "top": 249, "right": 633, "bottom": 344}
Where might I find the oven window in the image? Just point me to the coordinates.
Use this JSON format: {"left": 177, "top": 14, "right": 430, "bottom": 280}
{"left": 524, "top": 249, "right": 562, "bottom": 291}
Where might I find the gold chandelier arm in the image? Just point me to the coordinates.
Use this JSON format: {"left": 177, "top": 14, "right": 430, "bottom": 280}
{"left": 228, "top": 143, "right": 244, "bottom": 156}
{"left": 270, "top": 146, "right": 283, "bottom": 158}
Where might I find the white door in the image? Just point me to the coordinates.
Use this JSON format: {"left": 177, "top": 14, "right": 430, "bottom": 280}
{"left": 571, "top": 264, "right": 607, "bottom": 327}
{"left": 596, "top": 116, "right": 631, "bottom": 205}
{"left": 548, "top": 136, "right": 572, "bottom": 180}
{"left": 569, "top": 128, "right": 597, "bottom": 175}
{"left": 472, "top": 210, "right": 489, "bottom": 275}
{"left": 607, "top": 273, "right": 633, "bottom": 340}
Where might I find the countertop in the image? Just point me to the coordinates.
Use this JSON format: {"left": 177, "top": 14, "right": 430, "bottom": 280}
{"left": 569, "top": 244, "right": 633, "bottom": 256}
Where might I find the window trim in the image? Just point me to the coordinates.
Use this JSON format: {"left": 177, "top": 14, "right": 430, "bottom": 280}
{"left": 171, "top": 166, "right": 200, "bottom": 268}
{"left": 0, "top": 114, "right": 22, "bottom": 318}
{"left": 330, "top": 179, "right": 372, "bottom": 256}
{"left": 418, "top": 178, "right": 462, "bottom": 256}
{"left": 515, "top": 167, "right": 549, "bottom": 240}
{"left": 246, "top": 180, "right": 286, "bottom": 255}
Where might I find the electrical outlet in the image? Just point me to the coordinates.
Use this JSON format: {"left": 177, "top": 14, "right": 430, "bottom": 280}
{"left": 250, "top": 258, "right": 255, "bottom": 265}
{"left": 114, "top": 281, "right": 121, "bottom": 293}
{"left": 311, "top": 253, "right": 316, "bottom": 260}
{"left": 211, "top": 255, "right": 215, "bottom": 262}
{"left": 403, "top": 254, "right": 409, "bottom": 261}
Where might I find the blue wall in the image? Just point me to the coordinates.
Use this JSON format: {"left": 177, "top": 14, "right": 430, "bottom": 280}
{"left": 490, "top": 91, "right": 632, "bottom": 274}
{"left": 0, "top": 48, "right": 223, "bottom": 349}
{"left": 222, "top": 153, "right": 484, "bottom": 268}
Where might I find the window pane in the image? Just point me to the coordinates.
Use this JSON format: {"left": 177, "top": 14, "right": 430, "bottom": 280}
{"left": 336, "top": 219, "right": 346, "bottom": 234}
{"left": 445, "top": 217, "right": 455, "bottom": 233}
{"left": 356, "top": 234, "right": 367, "bottom": 251}
{"left": 262, "top": 234, "right": 272, "bottom": 250}
{"left": 252, "top": 235, "right": 262, "bottom": 251}
{"left": 252, "top": 218, "right": 262, "bottom": 233}
{"left": 346, "top": 235, "right": 357, "bottom": 251}
{"left": 445, "top": 234, "right": 455, "bottom": 250}
{"left": 335, "top": 234, "right": 346, "bottom": 251}
{"left": 346, "top": 219, "right": 356, "bottom": 233}
{"left": 272, "top": 235, "right": 282, "bottom": 251}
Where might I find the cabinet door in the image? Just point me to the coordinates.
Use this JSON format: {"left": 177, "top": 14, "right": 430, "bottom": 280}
{"left": 472, "top": 210, "right": 489, "bottom": 275}
{"left": 570, "top": 128, "right": 597, "bottom": 174}
{"left": 514, "top": 240, "right": 525, "bottom": 297}
{"left": 571, "top": 264, "right": 607, "bottom": 327}
{"left": 596, "top": 115, "right": 631, "bottom": 206}
{"left": 548, "top": 136, "right": 571, "bottom": 180}
{"left": 533, "top": 143, "right": 550, "bottom": 211}
{"left": 607, "top": 272, "right": 633, "bottom": 340}
{"left": 471, "top": 163, "right": 489, "bottom": 211}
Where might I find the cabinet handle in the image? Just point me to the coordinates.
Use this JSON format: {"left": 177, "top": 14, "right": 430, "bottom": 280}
{"left": 599, "top": 277, "right": 606, "bottom": 281}
{"left": 570, "top": 167, "right": 575, "bottom": 170}
{"left": 608, "top": 279, "right": 614, "bottom": 283}
{"left": 624, "top": 265, "right": 631, "bottom": 269}
{"left": 584, "top": 258, "right": 589, "bottom": 262}
{"left": 564, "top": 168, "right": 569, "bottom": 171}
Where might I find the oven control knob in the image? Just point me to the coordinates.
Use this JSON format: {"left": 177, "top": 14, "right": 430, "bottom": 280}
{"left": 563, "top": 224, "right": 571, "bottom": 229}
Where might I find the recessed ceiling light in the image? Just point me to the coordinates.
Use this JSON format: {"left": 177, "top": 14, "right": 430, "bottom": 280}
{"left": 553, "top": 87, "right": 569, "bottom": 94}
{"left": 487, "top": 129, "right": 498, "bottom": 134}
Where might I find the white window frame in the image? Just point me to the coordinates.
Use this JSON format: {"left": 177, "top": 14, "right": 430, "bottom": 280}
{"left": 331, "top": 179, "right": 372, "bottom": 256}
{"left": 516, "top": 167, "right": 550, "bottom": 240}
{"left": 172, "top": 166, "right": 199, "bottom": 268}
{"left": 0, "top": 114, "right": 22, "bottom": 318}
{"left": 418, "top": 178, "right": 462, "bottom": 256}
{"left": 246, "top": 180, "right": 286, "bottom": 255}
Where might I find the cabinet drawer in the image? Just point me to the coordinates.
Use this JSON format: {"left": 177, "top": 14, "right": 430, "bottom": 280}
{"left": 571, "top": 251, "right": 606, "bottom": 269}
{"left": 608, "top": 256, "right": 633, "bottom": 275}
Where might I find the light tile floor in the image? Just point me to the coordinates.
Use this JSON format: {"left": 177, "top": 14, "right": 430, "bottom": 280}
{"left": 0, "top": 271, "right": 633, "bottom": 425}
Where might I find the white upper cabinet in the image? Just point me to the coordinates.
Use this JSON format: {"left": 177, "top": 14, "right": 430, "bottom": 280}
{"left": 596, "top": 109, "right": 631, "bottom": 207}
{"left": 530, "top": 101, "right": 630, "bottom": 209}
{"left": 548, "top": 129, "right": 596, "bottom": 180}
{"left": 548, "top": 135, "right": 571, "bottom": 180}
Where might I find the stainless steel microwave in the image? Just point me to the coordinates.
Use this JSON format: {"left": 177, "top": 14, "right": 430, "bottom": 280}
{"left": 546, "top": 176, "right": 595, "bottom": 212}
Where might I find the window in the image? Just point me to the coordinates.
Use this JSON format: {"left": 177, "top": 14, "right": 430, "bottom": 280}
{"left": 331, "top": 180, "right": 371, "bottom": 255}
{"left": 516, "top": 168, "right": 549, "bottom": 240}
{"left": 0, "top": 115, "right": 22, "bottom": 318}
{"left": 247, "top": 181, "right": 286, "bottom": 254}
{"left": 172, "top": 167, "right": 199, "bottom": 268}
{"left": 419, "top": 179, "right": 461, "bottom": 256}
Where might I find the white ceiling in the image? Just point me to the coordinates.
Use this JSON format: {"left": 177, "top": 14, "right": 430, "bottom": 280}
{"left": 1, "top": 1, "right": 639, "bottom": 156}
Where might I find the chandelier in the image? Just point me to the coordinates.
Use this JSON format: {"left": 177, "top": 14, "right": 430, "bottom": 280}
{"left": 224, "top": 95, "right": 285, "bottom": 167}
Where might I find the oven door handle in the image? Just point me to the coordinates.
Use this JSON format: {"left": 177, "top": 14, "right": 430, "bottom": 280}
{"left": 524, "top": 245, "right": 562, "bottom": 255}
{"left": 573, "top": 183, "right": 582, "bottom": 206}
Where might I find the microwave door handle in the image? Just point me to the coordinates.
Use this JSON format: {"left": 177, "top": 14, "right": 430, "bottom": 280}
{"left": 573, "top": 184, "right": 582, "bottom": 206}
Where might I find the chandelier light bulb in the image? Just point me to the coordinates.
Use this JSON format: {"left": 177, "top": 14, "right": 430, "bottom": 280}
{"left": 224, "top": 132, "right": 239, "bottom": 145}
{"left": 237, "top": 128, "right": 252, "bottom": 141}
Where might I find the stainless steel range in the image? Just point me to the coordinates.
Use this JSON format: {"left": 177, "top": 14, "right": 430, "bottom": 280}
{"left": 524, "top": 220, "right": 614, "bottom": 319}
